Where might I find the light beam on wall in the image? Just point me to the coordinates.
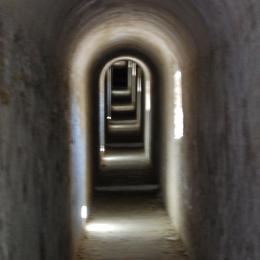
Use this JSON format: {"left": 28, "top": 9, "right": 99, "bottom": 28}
{"left": 174, "top": 70, "right": 184, "bottom": 139}
{"left": 100, "top": 145, "right": 105, "bottom": 152}
{"left": 81, "top": 205, "right": 88, "bottom": 219}
{"left": 145, "top": 80, "right": 151, "bottom": 111}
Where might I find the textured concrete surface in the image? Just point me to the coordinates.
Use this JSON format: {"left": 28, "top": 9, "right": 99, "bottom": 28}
{"left": 0, "top": 1, "right": 259, "bottom": 260}
{"left": 0, "top": 2, "right": 72, "bottom": 260}
{"left": 77, "top": 193, "right": 188, "bottom": 260}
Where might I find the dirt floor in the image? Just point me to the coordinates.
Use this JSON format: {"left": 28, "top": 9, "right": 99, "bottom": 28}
{"left": 76, "top": 193, "right": 189, "bottom": 260}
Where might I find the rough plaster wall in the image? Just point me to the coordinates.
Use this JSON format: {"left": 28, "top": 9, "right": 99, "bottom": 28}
{"left": 70, "top": 95, "right": 86, "bottom": 257}
{"left": 0, "top": 1, "right": 260, "bottom": 260}
{"left": 183, "top": 1, "right": 260, "bottom": 259}
{"left": 0, "top": 2, "right": 72, "bottom": 260}
{"left": 160, "top": 63, "right": 189, "bottom": 250}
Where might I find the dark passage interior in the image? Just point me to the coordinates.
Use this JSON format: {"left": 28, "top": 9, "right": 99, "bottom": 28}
{"left": 0, "top": 1, "right": 260, "bottom": 260}
{"left": 97, "top": 57, "right": 153, "bottom": 187}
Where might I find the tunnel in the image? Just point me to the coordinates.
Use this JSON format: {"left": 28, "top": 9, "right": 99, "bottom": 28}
{"left": 0, "top": 1, "right": 260, "bottom": 260}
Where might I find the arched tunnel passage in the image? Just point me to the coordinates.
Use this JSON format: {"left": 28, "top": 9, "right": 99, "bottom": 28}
{"left": 76, "top": 50, "right": 187, "bottom": 259}
{"left": 98, "top": 56, "right": 152, "bottom": 172}
{"left": 96, "top": 55, "right": 156, "bottom": 188}
{"left": 89, "top": 47, "right": 165, "bottom": 190}
{"left": 66, "top": 5, "right": 192, "bottom": 255}
{"left": 1, "top": 0, "right": 260, "bottom": 260}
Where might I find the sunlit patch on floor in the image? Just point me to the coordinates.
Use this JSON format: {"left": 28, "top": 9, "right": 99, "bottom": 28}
{"left": 86, "top": 223, "right": 119, "bottom": 233}
{"left": 77, "top": 195, "right": 189, "bottom": 260}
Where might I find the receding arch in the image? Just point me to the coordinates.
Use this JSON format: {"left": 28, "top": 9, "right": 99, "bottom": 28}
{"left": 98, "top": 55, "right": 152, "bottom": 170}
{"left": 64, "top": 2, "right": 210, "bottom": 256}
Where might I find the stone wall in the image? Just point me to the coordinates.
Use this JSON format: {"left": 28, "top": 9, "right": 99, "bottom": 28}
{"left": 184, "top": 1, "right": 260, "bottom": 259}
{"left": 0, "top": 2, "right": 72, "bottom": 259}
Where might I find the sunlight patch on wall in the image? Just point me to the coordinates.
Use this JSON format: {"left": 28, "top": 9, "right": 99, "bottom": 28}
{"left": 174, "top": 70, "right": 184, "bottom": 139}
{"left": 81, "top": 205, "right": 88, "bottom": 219}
